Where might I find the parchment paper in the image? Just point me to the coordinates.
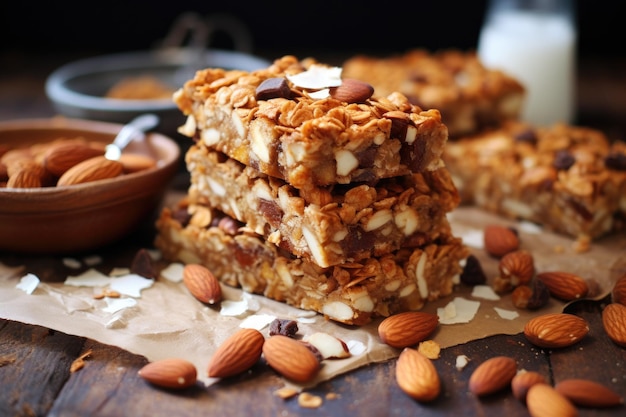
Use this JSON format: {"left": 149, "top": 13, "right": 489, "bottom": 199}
{"left": 1, "top": 206, "right": 624, "bottom": 389}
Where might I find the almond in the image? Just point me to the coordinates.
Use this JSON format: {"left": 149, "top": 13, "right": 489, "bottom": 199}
{"left": 468, "top": 356, "right": 517, "bottom": 396}
{"left": 43, "top": 141, "right": 104, "bottom": 176}
{"left": 138, "top": 358, "right": 197, "bottom": 389}
{"left": 612, "top": 273, "right": 626, "bottom": 305}
{"left": 329, "top": 78, "right": 374, "bottom": 103}
{"left": 304, "top": 332, "right": 351, "bottom": 360}
{"left": 499, "top": 249, "right": 535, "bottom": 287}
{"left": 602, "top": 302, "right": 626, "bottom": 347}
{"left": 536, "top": 271, "right": 589, "bottom": 301}
{"left": 524, "top": 313, "right": 589, "bottom": 348}
{"left": 483, "top": 224, "right": 520, "bottom": 258}
{"left": 511, "top": 370, "right": 547, "bottom": 402}
{"left": 395, "top": 348, "right": 440, "bottom": 402}
{"left": 7, "top": 168, "right": 42, "bottom": 188}
{"left": 56, "top": 156, "right": 123, "bottom": 186}
{"left": 182, "top": 263, "right": 222, "bottom": 305}
{"left": 262, "top": 335, "right": 321, "bottom": 383}
{"left": 555, "top": 378, "right": 623, "bottom": 407}
{"left": 207, "top": 328, "right": 265, "bottom": 378}
{"left": 118, "top": 153, "right": 157, "bottom": 173}
{"left": 378, "top": 311, "right": 439, "bottom": 349}
{"left": 526, "top": 383, "right": 578, "bottom": 417}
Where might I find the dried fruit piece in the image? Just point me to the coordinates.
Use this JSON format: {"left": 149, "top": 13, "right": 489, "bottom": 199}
{"left": 130, "top": 248, "right": 157, "bottom": 279}
{"left": 511, "top": 370, "right": 547, "bottom": 402}
{"left": 536, "top": 271, "right": 589, "bottom": 301}
{"left": 602, "top": 302, "right": 626, "bottom": 347}
{"left": 524, "top": 313, "right": 589, "bottom": 348}
{"left": 555, "top": 378, "right": 623, "bottom": 407}
{"left": 182, "top": 263, "right": 222, "bottom": 305}
{"left": 207, "top": 328, "right": 265, "bottom": 378}
{"left": 395, "top": 348, "right": 440, "bottom": 402}
{"left": 526, "top": 383, "right": 577, "bottom": 417}
{"left": 483, "top": 225, "right": 519, "bottom": 258}
{"left": 378, "top": 311, "right": 439, "bottom": 349}
{"left": 57, "top": 156, "right": 123, "bottom": 186}
{"left": 138, "top": 358, "right": 197, "bottom": 389}
{"left": 512, "top": 279, "right": 550, "bottom": 310}
{"left": 460, "top": 254, "right": 487, "bottom": 285}
{"left": 262, "top": 335, "right": 321, "bottom": 383}
{"left": 468, "top": 356, "right": 517, "bottom": 396}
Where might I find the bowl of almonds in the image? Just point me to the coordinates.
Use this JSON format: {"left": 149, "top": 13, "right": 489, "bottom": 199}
{"left": 0, "top": 116, "right": 180, "bottom": 253}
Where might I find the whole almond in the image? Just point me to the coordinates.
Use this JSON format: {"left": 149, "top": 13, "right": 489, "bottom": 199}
{"left": 395, "top": 348, "right": 440, "bottom": 402}
{"left": 138, "top": 358, "right": 197, "bottom": 389}
{"left": 612, "top": 273, "right": 626, "bottom": 305}
{"left": 524, "top": 313, "right": 589, "bottom": 348}
{"left": 555, "top": 378, "right": 623, "bottom": 407}
{"left": 602, "top": 302, "right": 626, "bottom": 347}
{"left": 207, "top": 328, "right": 265, "bottom": 378}
{"left": 57, "top": 156, "right": 123, "bottom": 186}
{"left": 536, "top": 271, "right": 589, "bottom": 301}
{"left": 468, "top": 356, "right": 517, "bottom": 396}
{"left": 43, "top": 141, "right": 104, "bottom": 176}
{"left": 329, "top": 78, "right": 374, "bottom": 103}
{"left": 526, "top": 383, "right": 578, "bottom": 417}
{"left": 483, "top": 225, "right": 520, "bottom": 258}
{"left": 183, "top": 263, "right": 222, "bottom": 305}
{"left": 7, "top": 168, "right": 42, "bottom": 188}
{"left": 378, "top": 311, "right": 439, "bottom": 349}
{"left": 262, "top": 335, "right": 320, "bottom": 383}
{"left": 511, "top": 370, "right": 547, "bottom": 402}
{"left": 118, "top": 153, "right": 157, "bottom": 173}
{"left": 499, "top": 249, "right": 535, "bottom": 287}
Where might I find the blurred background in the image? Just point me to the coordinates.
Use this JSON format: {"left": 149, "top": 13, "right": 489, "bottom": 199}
{"left": 0, "top": 1, "right": 624, "bottom": 138}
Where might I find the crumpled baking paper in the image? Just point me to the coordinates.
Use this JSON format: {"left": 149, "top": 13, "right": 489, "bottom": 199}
{"left": 1, "top": 206, "right": 624, "bottom": 389}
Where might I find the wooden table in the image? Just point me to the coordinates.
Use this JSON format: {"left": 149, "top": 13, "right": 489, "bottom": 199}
{"left": 1, "top": 52, "right": 625, "bottom": 417}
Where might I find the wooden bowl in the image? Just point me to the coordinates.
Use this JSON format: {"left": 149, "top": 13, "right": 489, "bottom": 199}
{"left": 0, "top": 117, "right": 180, "bottom": 254}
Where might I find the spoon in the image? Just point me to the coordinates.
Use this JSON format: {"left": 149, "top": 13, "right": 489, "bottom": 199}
{"left": 105, "top": 114, "right": 160, "bottom": 160}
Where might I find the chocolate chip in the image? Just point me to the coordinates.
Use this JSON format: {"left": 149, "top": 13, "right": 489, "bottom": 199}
{"left": 401, "top": 136, "right": 427, "bottom": 171}
{"left": 383, "top": 111, "right": 413, "bottom": 140}
{"left": 172, "top": 207, "right": 191, "bottom": 227}
{"left": 552, "top": 150, "right": 575, "bottom": 170}
{"left": 130, "top": 248, "right": 156, "bottom": 280}
{"left": 341, "top": 226, "right": 376, "bottom": 258}
{"left": 460, "top": 254, "right": 487, "bottom": 286}
{"left": 269, "top": 318, "right": 299, "bottom": 337}
{"left": 256, "top": 77, "right": 291, "bottom": 100}
{"left": 604, "top": 151, "right": 626, "bottom": 171}
{"left": 514, "top": 129, "right": 538, "bottom": 145}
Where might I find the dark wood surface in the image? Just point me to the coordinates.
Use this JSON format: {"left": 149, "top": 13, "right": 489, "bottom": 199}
{"left": 1, "top": 52, "right": 626, "bottom": 417}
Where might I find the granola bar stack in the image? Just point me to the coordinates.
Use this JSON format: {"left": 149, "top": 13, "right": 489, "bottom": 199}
{"left": 155, "top": 56, "right": 469, "bottom": 325}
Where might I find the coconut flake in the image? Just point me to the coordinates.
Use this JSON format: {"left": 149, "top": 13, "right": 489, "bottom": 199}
{"left": 16, "top": 273, "right": 40, "bottom": 294}
{"left": 239, "top": 314, "right": 276, "bottom": 330}
{"left": 160, "top": 262, "right": 185, "bottom": 282}
{"left": 457, "top": 228, "right": 484, "bottom": 249}
{"left": 286, "top": 65, "right": 342, "bottom": 89}
{"left": 102, "top": 297, "right": 137, "bottom": 313}
{"left": 455, "top": 354, "right": 470, "bottom": 370}
{"left": 62, "top": 257, "right": 82, "bottom": 269}
{"left": 308, "top": 88, "right": 330, "bottom": 99}
{"left": 471, "top": 285, "right": 501, "bottom": 300}
{"left": 82, "top": 255, "right": 103, "bottom": 266}
{"left": 494, "top": 307, "right": 520, "bottom": 320}
{"left": 109, "top": 267, "right": 131, "bottom": 277}
{"left": 347, "top": 339, "right": 367, "bottom": 356}
{"left": 109, "top": 274, "right": 154, "bottom": 298}
{"left": 64, "top": 268, "right": 111, "bottom": 287}
{"left": 437, "top": 297, "right": 481, "bottom": 324}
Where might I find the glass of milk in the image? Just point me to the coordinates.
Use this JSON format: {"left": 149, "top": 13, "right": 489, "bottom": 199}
{"left": 477, "top": 0, "right": 577, "bottom": 126}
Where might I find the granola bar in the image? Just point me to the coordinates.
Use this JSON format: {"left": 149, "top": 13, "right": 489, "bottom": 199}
{"left": 155, "top": 200, "right": 469, "bottom": 325}
{"left": 342, "top": 49, "right": 525, "bottom": 138}
{"left": 174, "top": 55, "right": 448, "bottom": 189}
{"left": 186, "top": 145, "right": 460, "bottom": 268}
{"left": 443, "top": 121, "right": 626, "bottom": 239}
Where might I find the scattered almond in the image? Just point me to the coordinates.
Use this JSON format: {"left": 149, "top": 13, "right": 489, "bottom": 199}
{"left": 182, "top": 263, "right": 222, "bottom": 305}
{"left": 499, "top": 249, "right": 535, "bottom": 287}
{"left": 378, "top": 311, "right": 439, "bottom": 349}
{"left": 601, "top": 302, "right": 626, "bottom": 347}
{"left": 207, "top": 328, "right": 265, "bottom": 378}
{"left": 526, "top": 383, "right": 578, "bottom": 417}
{"left": 555, "top": 378, "right": 623, "bottom": 407}
{"left": 536, "top": 271, "right": 589, "bottom": 301}
{"left": 612, "top": 273, "right": 626, "bottom": 305}
{"left": 57, "top": 156, "right": 123, "bottom": 186}
{"left": 395, "top": 348, "right": 440, "bottom": 402}
{"left": 263, "top": 335, "right": 321, "bottom": 383}
{"left": 524, "top": 313, "right": 589, "bottom": 348}
{"left": 483, "top": 224, "right": 520, "bottom": 258}
{"left": 468, "top": 356, "right": 517, "bottom": 396}
{"left": 511, "top": 370, "right": 547, "bottom": 402}
{"left": 138, "top": 358, "right": 197, "bottom": 389}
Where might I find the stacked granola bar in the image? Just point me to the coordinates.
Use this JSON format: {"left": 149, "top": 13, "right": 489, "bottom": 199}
{"left": 155, "top": 56, "right": 469, "bottom": 325}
